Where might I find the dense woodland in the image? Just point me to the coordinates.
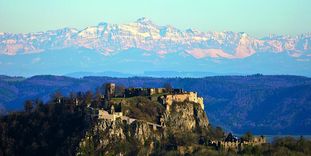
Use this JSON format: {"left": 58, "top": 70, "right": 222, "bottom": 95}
{"left": 0, "top": 92, "right": 93, "bottom": 156}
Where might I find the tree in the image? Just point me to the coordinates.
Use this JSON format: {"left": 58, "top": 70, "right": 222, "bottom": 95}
{"left": 214, "top": 126, "right": 225, "bottom": 140}
{"left": 24, "top": 100, "right": 33, "bottom": 113}
{"left": 93, "top": 88, "right": 102, "bottom": 108}
{"left": 115, "top": 84, "right": 125, "bottom": 97}
{"left": 69, "top": 92, "right": 77, "bottom": 100}
{"left": 52, "top": 91, "right": 63, "bottom": 104}
{"left": 242, "top": 131, "right": 253, "bottom": 142}
{"left": 85, "top": 91, "right": 93, "bottom": 106}
{"left": 34, "top": 99, "right": 44, "bottom": 112}
{"left": 163, "top": 83, "right": 173, "bottom": 92}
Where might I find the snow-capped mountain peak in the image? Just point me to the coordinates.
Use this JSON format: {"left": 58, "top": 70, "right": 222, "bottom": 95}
{"left": 0, "top": 18, "right": 310, "bottom": 60}
{"left": 135, "top": 17, "right": 154, "bottom": 25}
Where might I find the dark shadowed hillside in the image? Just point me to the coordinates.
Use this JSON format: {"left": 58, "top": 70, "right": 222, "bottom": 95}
{"left": 0, "top": 75, "right": 311, "bottom": 134}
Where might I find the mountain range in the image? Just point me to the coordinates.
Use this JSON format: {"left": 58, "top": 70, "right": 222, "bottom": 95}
{"left": 0, "top": 17, "right": 311, "bottom": 76}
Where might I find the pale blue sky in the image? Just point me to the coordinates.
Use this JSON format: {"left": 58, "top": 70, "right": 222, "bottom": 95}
{"left": 0, "top": 0, "right": 310, "bottom": 37}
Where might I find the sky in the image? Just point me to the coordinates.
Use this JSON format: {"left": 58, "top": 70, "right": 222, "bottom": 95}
{"left": 0, "top": 0, "right": 310, "bottom": 37}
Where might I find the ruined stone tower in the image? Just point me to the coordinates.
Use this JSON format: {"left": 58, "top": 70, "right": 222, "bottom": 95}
{"left": 105, "top": 83, "right": 116, "bottom": 100}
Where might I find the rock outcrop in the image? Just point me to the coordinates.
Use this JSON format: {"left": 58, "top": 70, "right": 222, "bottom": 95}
{"left": 76, "top": 100, "right": 210, "bottom": 155}
{"left": 163, "top": 101, "right": 209, "bottom": 133}
{"left": 77, "top": 119, "right": 162, "bottom": 155}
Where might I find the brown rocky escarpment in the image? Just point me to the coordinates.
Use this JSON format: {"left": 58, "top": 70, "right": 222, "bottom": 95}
{"left": 77, "top": 100, "right": 210, "bottom": 155}
{"left": 77, "top": 119, "right": 161, "bottom": 155}
{"left": 163, "top": 101, "right": 209, "bottom": 134}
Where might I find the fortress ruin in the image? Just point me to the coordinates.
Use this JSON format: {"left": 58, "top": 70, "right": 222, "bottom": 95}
{"left": 104, "top": 83, "right": 205, "bottom": 110}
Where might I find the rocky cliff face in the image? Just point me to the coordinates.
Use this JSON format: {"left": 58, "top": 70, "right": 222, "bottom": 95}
{"left": 77, "top": 119, "right": 160, "bottom": 155}
{"left": 76, "top": 101, "right": 210, "bottom": 155}
{"left": 163, "top": 101, "right": 209, "bottom": 133}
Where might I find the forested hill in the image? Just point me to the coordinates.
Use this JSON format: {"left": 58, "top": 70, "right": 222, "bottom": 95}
{"left": 1, "top": 74, "right": 311, "bottom": 134}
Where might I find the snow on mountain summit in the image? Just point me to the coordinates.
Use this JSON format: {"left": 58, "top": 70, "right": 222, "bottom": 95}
{"left": 135, "top": 17, "right": 154, "bottom": 25}
{"left": 0, "top": 18, "right": 310, "bottom": 60}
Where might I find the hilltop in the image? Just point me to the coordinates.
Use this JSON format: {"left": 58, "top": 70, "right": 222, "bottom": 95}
{"left": 1, "top": 83, "right": 311, "bottom": 155}
{"left": 76, "top": 84, "right": 211, "bottom": 155}
{"left": 0, "top": 84, "right": 213, "bottom": 155}
{"left": 1, "top": 75, "right": 311, "bottom": 135}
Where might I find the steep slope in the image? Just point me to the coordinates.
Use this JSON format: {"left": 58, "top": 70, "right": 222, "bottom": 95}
{"left": 77, "top": 99, "right": 210, "bottom": 155}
